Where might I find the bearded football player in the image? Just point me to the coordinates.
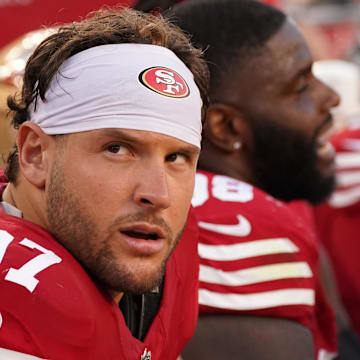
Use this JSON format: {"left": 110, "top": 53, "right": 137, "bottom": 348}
{"left": 171, "top": 0, "right": 342, "bottom": 359}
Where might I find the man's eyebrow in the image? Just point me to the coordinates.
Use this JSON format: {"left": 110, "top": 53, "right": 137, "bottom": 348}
{"left": 98, "top": 128, "right": 143, "bottom": 143}
{"left": 175, "top": 145, "right": 200, "bottom": 157}
{"left": 96, "top": 128, "right": 200, "bottom": 155}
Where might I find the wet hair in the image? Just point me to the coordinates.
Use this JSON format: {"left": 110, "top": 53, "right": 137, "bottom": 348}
{"left": 169, "top": 0, "right": 286, "bottom": 100}
{"left": 6, "top": 6, "right": 209, "bottom": 183}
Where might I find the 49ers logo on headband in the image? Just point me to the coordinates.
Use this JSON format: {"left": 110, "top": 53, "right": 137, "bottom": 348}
{"left": 139, "top": 67, "right": 190, "bottom": 98}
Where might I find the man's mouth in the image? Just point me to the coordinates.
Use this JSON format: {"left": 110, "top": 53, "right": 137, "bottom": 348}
{"left": 115, "top": 222, "right": 169, "bottom": 256}
{"left": 315, "top": 115, "right": 336, "bottom": 165}
{"left": 316, "top": 114, "right": 334, "bottom": 139}
{"left": 121, "top": 230, "right": 159, "bottom": 240}
{"left": 317, "top": 138, "right": 335, "bottom": 157}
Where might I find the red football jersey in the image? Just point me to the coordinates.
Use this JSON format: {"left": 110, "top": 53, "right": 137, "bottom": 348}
{"left": 315, "top": 125, "right": 360, "bottom": 335}
{"left": 0, "top": 178, "right": 199, "bottom": 359}
{"left": 193, "top": 170, "right": 337, "bottom": 360}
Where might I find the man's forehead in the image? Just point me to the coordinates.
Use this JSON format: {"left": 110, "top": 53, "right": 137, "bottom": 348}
{"left": 216, "top": 18, "right": 313, "bottom": 106}
{"left": 237, "top": 19, "right": 312, "bottom": 96}
{"left": 264, "top": 19, "right": 312, "bottom": 76}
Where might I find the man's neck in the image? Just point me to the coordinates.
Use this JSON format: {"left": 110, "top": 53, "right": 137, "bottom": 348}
{"left": 2, "top": 184, "right": 15, "bottom": 206}
{"left": 3, "top": 182, "right": 48, "bottom": 230}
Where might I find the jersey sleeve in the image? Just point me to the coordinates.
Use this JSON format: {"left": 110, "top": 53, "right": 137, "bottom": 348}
{"left": 0, "top": 311, "right": 45, "bottom": 359}
{"left": 193, "top": 172, "right": 317, "bottom": 326}
{"left": 0, "top": 214, "right": 123, "bottom": 360}
{"left": 0, "top": 223, "right": 60, "bottom": 359}
{"left": 193, "top": 171, "right": 338, "bottom": 358}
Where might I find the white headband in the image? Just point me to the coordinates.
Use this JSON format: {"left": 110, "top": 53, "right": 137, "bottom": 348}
{"left": 29, "top": 44, "right": 203, "bottom": 148}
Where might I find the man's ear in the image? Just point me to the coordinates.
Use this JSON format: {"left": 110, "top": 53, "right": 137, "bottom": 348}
{"left": 17, "top": 122, "right": 52, "bottom": 189}
{"left": 205, "top": 103, "right": 249, "bottom": 153}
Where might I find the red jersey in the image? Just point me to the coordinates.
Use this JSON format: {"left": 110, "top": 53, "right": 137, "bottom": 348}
{"left": 315, "top": 125, "right": 360, "bottom": 335}
{"left": 193, "top": 170, "right": 337, "bottom": 360}
{"left": 0, "top": 179, "right": 199, "bottom": 359}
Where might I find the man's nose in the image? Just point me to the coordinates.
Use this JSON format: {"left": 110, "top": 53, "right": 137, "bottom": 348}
{"left": 133, "top": 160, "right": 171, "bottom": 211}
{"left": 318, "top": 78, "right": 341, "bottom": 112}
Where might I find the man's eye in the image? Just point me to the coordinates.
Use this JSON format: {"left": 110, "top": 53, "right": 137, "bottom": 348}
{"left": 166, "top": 153, "right": 187, "bottom": 164}
{"left": 106, "top": 143, "right": 130, "bottom": 155}
{"left": 295, "top": 83, "right": 309, "bottom": 94}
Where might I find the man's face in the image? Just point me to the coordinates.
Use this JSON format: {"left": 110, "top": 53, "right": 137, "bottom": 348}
{"left": 233, "top": 19, "right": 340, "bottom": 203}
{"left": 46, "top": 129, "right": 199, "bottom": 294}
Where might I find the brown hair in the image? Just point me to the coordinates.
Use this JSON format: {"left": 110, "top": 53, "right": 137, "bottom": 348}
{"left": 6, "top": 6, "right": 209, "bottom": 183}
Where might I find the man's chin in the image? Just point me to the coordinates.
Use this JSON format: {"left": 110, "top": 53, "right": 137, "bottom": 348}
{"left": 103, "top": 262, "right": 166, "bottom": 295}
{"left": 110, "top": 277, "right": 163, "bottom": 295}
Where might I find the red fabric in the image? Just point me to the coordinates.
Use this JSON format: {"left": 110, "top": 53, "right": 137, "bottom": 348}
{"left": 193, "top": 170, "right": 337, "bottom": 359}
{"left": 0, "top": 0, "right": 135, "bottom": 50}
{"left": 0, "top": 180, "right": 199, "bottom": 359}
{"left": 315, "top": 125, "right": 360, "bottom": 335}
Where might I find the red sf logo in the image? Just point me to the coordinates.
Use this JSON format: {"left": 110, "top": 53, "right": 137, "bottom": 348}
{"left": 139, "top": 67, "right": 190, "bottom": 98}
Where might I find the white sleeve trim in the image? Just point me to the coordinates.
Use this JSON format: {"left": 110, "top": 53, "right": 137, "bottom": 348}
{"left": 328, "top": 185, "right": 360, "bottom": 208}
{"left": 317, "top": 349, "right": 337, "bottom": 360}
{"left": 199, "top": 261, "right": 313, "bottom": 286}
{"left": 336, "top": 170, "right": 360, "bottom": 187}
{"left": 0, "top": 348, "right": 46, "bottom": 360}
{"left": 336, "top": 152, "right": 360, "bottom": 169}
{"left": 198, "top": 238, "right": 299, "bottom": 261}
{"left": 199, "top": 288, "right": 315, "bottom": 310}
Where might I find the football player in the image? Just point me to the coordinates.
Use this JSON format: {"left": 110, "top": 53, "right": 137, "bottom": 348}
{"left": 0, "top": 7, "right": 209, "bottom": 360}
{"left": 171, "top": 0, "right": 341, "bottom": 359}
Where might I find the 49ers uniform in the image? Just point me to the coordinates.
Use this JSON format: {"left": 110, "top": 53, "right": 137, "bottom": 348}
{"left": 192, "top": 170, "right": 337, "bottom": 360}
{"left": 315, "top": 125, "right": 360, "bottom": 335}
{"left": 0, "top": 179, "right": 199, "bottom": 359}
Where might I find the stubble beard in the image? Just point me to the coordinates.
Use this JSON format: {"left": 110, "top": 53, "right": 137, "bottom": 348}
{"left": 46, "top": 159, "right": 183, "bottom": 295}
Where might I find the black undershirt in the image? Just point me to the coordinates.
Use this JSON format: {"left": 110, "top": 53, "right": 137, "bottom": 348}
{"left": 118, "top": 279, "right": 164, "bottom": 341}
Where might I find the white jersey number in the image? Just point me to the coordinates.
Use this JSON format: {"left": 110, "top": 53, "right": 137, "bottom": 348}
{"left": 0, "top": 230, "right": 62, "bottom": 292}
{"left": 192, "top": 173, "right": 254, "bottom": 207}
